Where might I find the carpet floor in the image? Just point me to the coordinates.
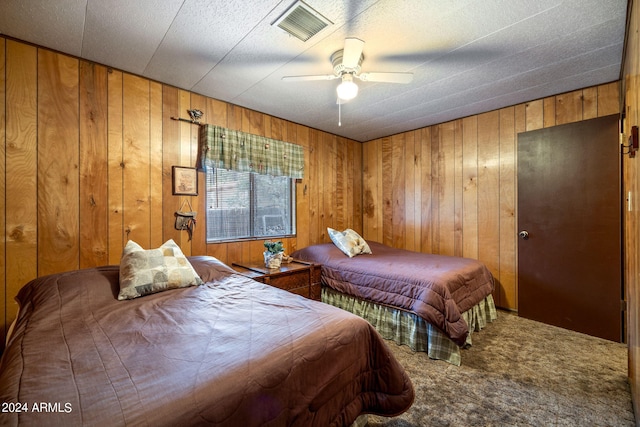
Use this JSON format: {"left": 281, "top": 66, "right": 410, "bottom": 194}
{"left": 368, "top": 310, "right": 635, "bottom": 427}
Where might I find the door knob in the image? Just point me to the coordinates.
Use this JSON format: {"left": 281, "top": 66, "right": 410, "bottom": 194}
{"left": 519, "top": 230, "right": 529, "bottom": 240}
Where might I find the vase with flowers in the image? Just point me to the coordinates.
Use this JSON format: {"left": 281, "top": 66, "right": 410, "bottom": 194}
{"left": 263, "top": 240, "right": 284, "bottom": 269}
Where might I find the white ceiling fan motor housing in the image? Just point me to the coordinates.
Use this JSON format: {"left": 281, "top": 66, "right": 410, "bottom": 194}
{"left": 331, "top": 49, "right": 363, "bottom": 76}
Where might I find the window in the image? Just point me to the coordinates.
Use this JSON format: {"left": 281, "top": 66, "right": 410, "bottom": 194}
{"left": 205, "top": 167, "right": 296, "bottom": 242}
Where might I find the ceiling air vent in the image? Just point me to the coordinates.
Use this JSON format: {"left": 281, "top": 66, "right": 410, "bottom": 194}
{"left": 272, "top": 1, "right": 332, "bottom": 42}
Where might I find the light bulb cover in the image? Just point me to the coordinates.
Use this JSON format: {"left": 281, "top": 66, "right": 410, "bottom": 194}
{"left": 336, "top": 74, "right": 358, "bottom": 100}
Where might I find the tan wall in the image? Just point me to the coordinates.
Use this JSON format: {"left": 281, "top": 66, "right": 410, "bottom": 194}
{"left": 0, "top": 37, "right": 363, "bottom": 345}
{"left": 622, "top": 0, "right": 640, "bottom": 417}
{"left": 362, "top": 81, "right": 620, "bottom": 311}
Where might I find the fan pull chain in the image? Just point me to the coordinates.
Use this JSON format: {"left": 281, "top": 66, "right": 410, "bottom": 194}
{"left": 338, "top": 101, "right": 342, "bottom": 126}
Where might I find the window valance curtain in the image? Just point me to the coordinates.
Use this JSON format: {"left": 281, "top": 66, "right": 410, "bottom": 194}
{"left": 199, "top": 124, "right": 304, "bottom": 179}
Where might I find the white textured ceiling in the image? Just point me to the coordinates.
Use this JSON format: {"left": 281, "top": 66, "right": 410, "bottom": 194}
{"left": 0, "top": 0, "right": 628, "bottom": 142}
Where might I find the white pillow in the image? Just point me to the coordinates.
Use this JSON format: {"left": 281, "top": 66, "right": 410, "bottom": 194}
{"left": 327, "top": 227, "right": 372, "bottom": 257}
{"left": 118, "top": 239, "right": 203, "bottom": 300}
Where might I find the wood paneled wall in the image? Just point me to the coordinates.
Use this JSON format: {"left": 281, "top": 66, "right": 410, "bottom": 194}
{"left": 0, "top": 37, "right": 362, "bottom": 345}
{"left": 0, "top": 36, "right": 627, "bottom": 363}
{"left": 363, "top": 81, "right": 620, "bottom": 311}
{"left": 622, "top": 0, "right": 640, "bottom": 417}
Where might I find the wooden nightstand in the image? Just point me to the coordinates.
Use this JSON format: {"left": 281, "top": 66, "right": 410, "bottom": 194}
{"left": 232, "top": 260, "right": 321, "bottom": 300}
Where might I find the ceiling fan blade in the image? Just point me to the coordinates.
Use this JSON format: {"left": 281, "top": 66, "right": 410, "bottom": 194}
{"left": 342, "top": 38, "right": 365, "bottom": 69}
{"left": 357, "top": 72, "right": 413, "bottom": 84}
{"left": 281, "top": 74, "right": 338, "bottom": 82}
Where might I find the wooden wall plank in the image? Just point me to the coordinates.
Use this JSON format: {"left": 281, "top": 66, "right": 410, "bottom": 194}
{"left": 515, "top": 103, "right": 527, "bottom": 134}
{"left": 323, "top": 133, "right": 337, "bottom": 238}
{"left": 476, "top": 110, "right": 501, "bottom": 304}
{"left": 5, "top": 40, "right": 37, "bottom": 330}
{"left": 0, "top": 38, "right": 5, "bottom": 341}
{"left": 122, "top": 73, "right": 150, "bottom": 246}
{"left": 335, "top": 137, "right": 346, "bottom": 231}
{"left": 430, "top": 126, "right": 441, "bottom": 253}
{"left": 583, "top": 86, "right": 598, "bottom": 120}
{"left": 204, "top": 97, "right": 229, "bottom": 260}
{"left": 179, "top": 90, "right": 192, "bottom": 166}
{"left": 348, "top": 140, "right": 356, "bottom": 231}
{"left": 307, "top": 130, "right": 320, "bottom": 245}
{"left": 404, "top": 132, "right": 416, "bottom": 251}
{"left": 362, "top": 138, "right": 376, "bottom": 241}
{"left": 206, "top": 242, "right": 228, "bottom": 264}
{"left": 375, "top": 138, "right": 384, "bottom": 241}
{"left": 354, "top": 140, "right": 363, "bottom": 233}
{"left": 622, "top": 0, "right": 639, "bottom": 410}
{"left": 525, "top": 99, "right": 544, "bottom": 131}
{"left": 186, "top": 93, "right": 207, "bottom": 255}
{"left": 362, "top": 138, "right": 379, "bottom": 241}
{"left": 208, "top": 97, "right": 228, "bottom": 127}
{"left": 412, "top": 131, "right": 422, "bottom": 251}
{"left": 543, "top": 97, "right": 556, "bottom": 128}
{"left": 176, "top": 89, "right": 193, "bottom": 254}
{"left": 227, "top": 104, "right": 241, "bottom": 130}
{"left": 107, "top": 69, "right": 124, "bottom": 264}
{"left": 315, "top": 131, "right": 326, "bottom": 242}
{"left": 419, "top": 128, "right": 432, "bottom": 253}
{"left": 453, "top": 120, "right": 464, "bottom": 257}
{"left": 349, "top": 138, "right": 362, "bottom": 233}
{"left": 293, "top": 124, "right": 309, "bottom": 251}
{"left": 555, "top": 89, "right": 583, "bottom": 125}
{"left": 162, "top": 86, "right": 180, "bottom": 246}
{"left": 227, "top": 241, "right": 242, "bottom": 266}
{"left": 382, "top": 137, "right": 393, "bottom": 246}
{"left": 345, "top": 138, "right": 355, "bottom": 230}
{"left": 391, "top": 133, "right": 405, "bottom": 248}
{"left": 241, "top": 109, "right": 266, "bottom": 263}
{"left": 37, "top": 49, "right": 80, "bottom": 276}
{"left": 149, "top": 82, "right": 164, "bottom": 249}
{"left": 221, "top": 99, "right": 239, "bottom": 269}
{"left": 345, "top": 139, "right": 354, "bottom": 230}
{"left": 330, "top": 133, "right": 339, "bottom": 232}
{"left": 79, "top": 61, "right": 108, "bottom": 268}
{"left": 462, "top": 116, "right": 478, "bottom": 259}
{"left": 439, "top": 122, "right": 456, "bottom": 256}
{"left": 598, "top": 81, "right": 620, "bottom": 117}
{"left": 499, "top": 107, "right": 516, "bottom": 309}
{"left": 189, "top": 94, "right": 205, "bottom": 168}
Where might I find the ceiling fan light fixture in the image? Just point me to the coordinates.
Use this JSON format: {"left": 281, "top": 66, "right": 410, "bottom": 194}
{"left": 337, "top": 74, "right": 358, "bottom": 100}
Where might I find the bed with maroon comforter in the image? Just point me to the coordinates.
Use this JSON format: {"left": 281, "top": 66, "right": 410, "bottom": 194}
{"left": 0, "top": 256, "right": 413, "bottom": 427}
{"left": 291, "top": 242, "right": 495, "bottom": 349}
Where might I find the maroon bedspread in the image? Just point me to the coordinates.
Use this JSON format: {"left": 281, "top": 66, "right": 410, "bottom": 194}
{"left": 0, "top": 256, "right": 413, "bottom": 427}
{"left": 291, "top": 242, "right": 495, "bottom": 346}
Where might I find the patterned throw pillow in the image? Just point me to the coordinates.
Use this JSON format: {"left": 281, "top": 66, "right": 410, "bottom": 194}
{"left": 328, "top": 227, "right": 373, "bottom": 257}
{"left": 118, "top": 239, "right": 203, "bottom": 300}
{"left": 344, "top": 228, "right": 372, "bottom": 254}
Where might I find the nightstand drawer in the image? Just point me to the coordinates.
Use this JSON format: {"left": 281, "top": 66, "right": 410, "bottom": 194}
{"left": 262, "top": 271, "right": 309, "bottom": 292}
{"left": 232, "top": 260, "right": 321, "bottom": 301}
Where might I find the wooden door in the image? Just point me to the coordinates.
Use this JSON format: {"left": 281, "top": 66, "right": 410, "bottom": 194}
{"left": 517, "top": 115, "right": 621, "bottom": 342}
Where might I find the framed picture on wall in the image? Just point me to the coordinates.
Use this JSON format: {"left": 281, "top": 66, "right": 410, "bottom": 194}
{"left": 172, "top": 166, "right": 198, "bottom": 196}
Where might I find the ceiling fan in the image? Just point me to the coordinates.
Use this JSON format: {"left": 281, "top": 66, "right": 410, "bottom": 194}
{"left": 282, "top": 38, "right": 413, "bottom": 103}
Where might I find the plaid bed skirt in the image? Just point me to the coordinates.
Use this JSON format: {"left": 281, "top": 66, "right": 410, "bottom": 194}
{"left": 321, "top": 287, "right": 498, "bottom": 366}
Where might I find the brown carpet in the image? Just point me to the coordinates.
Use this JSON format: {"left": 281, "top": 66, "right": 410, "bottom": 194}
{"left": 369, "top": 310, "right": 635, "bottom": 427}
